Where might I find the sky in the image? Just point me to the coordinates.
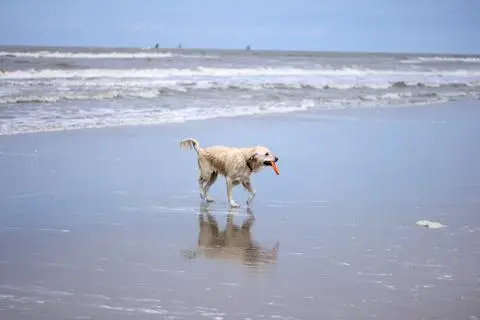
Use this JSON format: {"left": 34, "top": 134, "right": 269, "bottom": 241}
{"left": 0, "top": 0, "right": 479, "bottom": 54}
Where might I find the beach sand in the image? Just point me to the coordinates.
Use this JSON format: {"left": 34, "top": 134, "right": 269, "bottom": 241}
{"left": 1, "top": 101, "right": 479, "bottom": 320}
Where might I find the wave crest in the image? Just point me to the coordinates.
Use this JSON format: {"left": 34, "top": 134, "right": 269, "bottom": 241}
{"left": 403, "top": 56, "right": 480, "bottom": 64}
{"left": 0, "top": 100, "right": 316, "bottom": 135}
{"left": 0, "top": 51, "right": 221, "bottom": 60}
{"left": 2, "top": 66, "right": 480, "bottom": 80}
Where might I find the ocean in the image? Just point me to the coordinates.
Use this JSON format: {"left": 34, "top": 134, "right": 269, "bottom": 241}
{"left": 1, "top": 46, "right": 479, "bottom": 135}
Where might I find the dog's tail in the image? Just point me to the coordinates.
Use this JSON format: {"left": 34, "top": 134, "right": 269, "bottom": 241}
{"left": 179, "top": 138, "right": 201, "bottom": 154}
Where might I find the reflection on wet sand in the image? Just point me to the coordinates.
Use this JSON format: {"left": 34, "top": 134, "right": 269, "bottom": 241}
{"left": 186, "top": 204, "right": 279, "bottom": 267}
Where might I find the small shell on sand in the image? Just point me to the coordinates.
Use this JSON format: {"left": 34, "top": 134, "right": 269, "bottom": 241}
{"left": 416, "top": 220, "right": 446, "bottom": 229}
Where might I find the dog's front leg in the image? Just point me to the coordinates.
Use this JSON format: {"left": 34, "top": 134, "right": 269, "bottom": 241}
{"left": 226, "top": 177, "right": 240, "bottom": 208}
{"left": 242, "top": 179, "right": 256, "bottom": 207}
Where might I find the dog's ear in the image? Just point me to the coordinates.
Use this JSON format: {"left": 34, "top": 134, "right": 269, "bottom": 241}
{"left": 247, "top": 150, "right": 258, "bottom": 161}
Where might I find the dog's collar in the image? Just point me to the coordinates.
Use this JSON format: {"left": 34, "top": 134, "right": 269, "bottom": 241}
{"left": 246, "top": 160, "right": 253, "bottom": 172}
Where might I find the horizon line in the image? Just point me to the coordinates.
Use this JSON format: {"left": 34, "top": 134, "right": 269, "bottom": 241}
{"left": 0, "top": 43, "right": 479, "bottom": 57}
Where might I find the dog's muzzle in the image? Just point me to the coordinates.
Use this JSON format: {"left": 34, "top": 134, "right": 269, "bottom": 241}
{"left": 263, "top": 156, "right": 279, "bottom": 166}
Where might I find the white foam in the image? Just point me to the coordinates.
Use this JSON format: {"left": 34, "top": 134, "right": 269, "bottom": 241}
{"left": 3, "top": 67, "right": 480, "bottom": 80}
{"left": 2, "top": 72, "right": 478, "bottom": 107}
{"left": 403, "top": 56, "right": 480, "bottom": 63}
{"left": 361, "top": 92, "right": 405, "bottom": 101}
{"left": 98, "top": 304, "right": 166, "bottom": 314}
{"left": 0, "top": 90, "right": 163, "bottom": 104}
{"left": 1, "top": 50, "right": 222, "bottom": 60}
{"left": 0, "top": 99, "right": 315, "bottom": 135}
{"left": 416, "top": 220, "right": 446, "bottom": 229}
{"left": 32, "top": 228, "right": 70, "bottom": 233}
{"left": 152, "top": 269, "right": 186, "bottom": 274}
{"left": 0, "top": 85, "right": 442, "bottom": 107}
{"left": 2, "top": 67, "right": 478, "bottom": 104}
{"left": 7, "top": 191, "right": 55, "bottom": 198}
{"left": 0, "top": 51, "right": 174, "bottom": 59}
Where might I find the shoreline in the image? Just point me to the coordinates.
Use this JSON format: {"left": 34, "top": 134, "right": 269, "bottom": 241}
{"left": 1, "top": 99, "right": 478, "bottom": 138}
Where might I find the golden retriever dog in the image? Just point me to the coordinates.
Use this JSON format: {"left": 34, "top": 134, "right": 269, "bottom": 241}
{"left": 184, "top": 205, "right": 279, "bottom": 267}
{"left": 179, "top": 138, "right": 280, "bottom": 208}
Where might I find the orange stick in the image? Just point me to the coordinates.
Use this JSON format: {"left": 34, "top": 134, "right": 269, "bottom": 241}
{"left": 271, "top": 161, "right": 280, "bottom": 175}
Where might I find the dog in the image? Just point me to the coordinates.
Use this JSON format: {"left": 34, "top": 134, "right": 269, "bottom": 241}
{"left": 179, "top": 138, "right": 279, "bottom": 208}
{"left": 183, "top": 205, "right": 279, "bottom": 267}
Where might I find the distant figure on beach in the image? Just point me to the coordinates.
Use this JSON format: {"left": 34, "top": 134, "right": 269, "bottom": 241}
{"left": 245, "top": 45, "right": 251, "bottom": 51}
{"left": 184, "top": 205, "right": 279, "bottom": 267}
{"left": 154, "top": 43, "right": 159, "bottom": 49}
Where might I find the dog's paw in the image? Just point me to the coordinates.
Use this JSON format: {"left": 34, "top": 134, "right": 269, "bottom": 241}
{"left": 229, "top": 201, "right": 240, "bottom": 208}
{"left": 206, "top": 197, "right": 214, "bottom": 203}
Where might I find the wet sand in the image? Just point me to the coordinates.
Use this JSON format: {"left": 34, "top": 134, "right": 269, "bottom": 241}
{"left": 1, "top": 101, "right": 479, "bottom": 319}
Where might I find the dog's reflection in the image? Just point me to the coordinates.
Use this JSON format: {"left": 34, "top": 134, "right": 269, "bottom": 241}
{"left": 186, "top": 204, "right": 279, "bottom": 267}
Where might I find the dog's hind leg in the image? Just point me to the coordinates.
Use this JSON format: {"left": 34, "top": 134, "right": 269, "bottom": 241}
{"left": 203, "top": 171, "right": 218, "bottom": 202}
{"left": 242, "top": 179, "right": 257, "bottom": 207}
{"left": 198, "top": 176, "right": 207, "bottom": 200}
{"left": 197, "top": 157, "right": 211, "bottom": 201}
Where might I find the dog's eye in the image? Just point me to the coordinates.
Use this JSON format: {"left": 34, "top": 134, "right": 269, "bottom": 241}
{"left": 265, "top": 152, "right": 270, "bottom": 156}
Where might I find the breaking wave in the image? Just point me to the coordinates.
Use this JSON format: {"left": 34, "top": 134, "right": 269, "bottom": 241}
{"left": 3, "top": 67, "right": 480, "bottom": 80}
{"left": 0, "top": 100, "right": 316, "bottom": 135}
{"left": 1, "top": 81, "right": 478, "bottom": 106}
{"left": 0, "top": 91, "right": 152, "bottom": 104}
{"left": 0, "top": 51, "right": 220, "bottom": 60}
{"left": 403, "top": 56, "right": 480, "bottom": 64}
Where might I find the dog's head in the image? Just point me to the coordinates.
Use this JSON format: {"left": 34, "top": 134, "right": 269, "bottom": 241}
{"left": 247, "top": 146, "right": 279, "bottom": 172}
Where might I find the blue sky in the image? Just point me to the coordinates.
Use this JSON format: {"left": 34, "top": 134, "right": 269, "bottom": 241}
{"left": 0, "top": 0, "right": 478, "bottom": 54}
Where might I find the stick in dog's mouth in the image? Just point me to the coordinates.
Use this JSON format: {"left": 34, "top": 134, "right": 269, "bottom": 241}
{"left": 263, "top": 161, "right": 280, "bottom": 175}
